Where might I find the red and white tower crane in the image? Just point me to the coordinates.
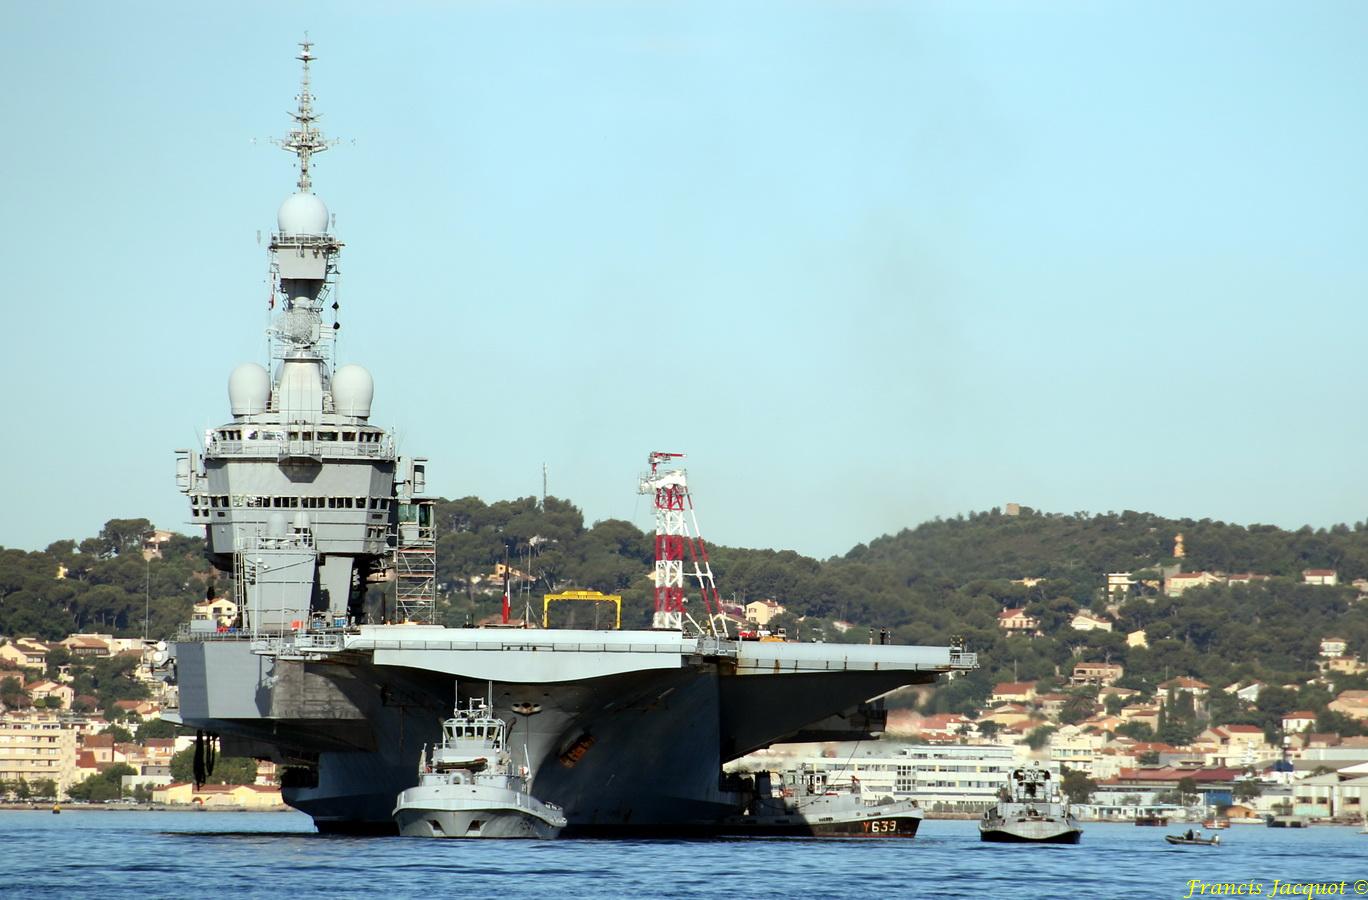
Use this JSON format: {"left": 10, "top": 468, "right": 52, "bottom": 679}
{"left": 639, "top": 452, "right": 725, "bottom": 634}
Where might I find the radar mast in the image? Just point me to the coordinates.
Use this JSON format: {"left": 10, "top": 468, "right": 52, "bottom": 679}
{"left": 275, "top": 40, "right": 337, "bottom": 193}
{"left": 267, "top": 39, "right": 343, "bottom": 376}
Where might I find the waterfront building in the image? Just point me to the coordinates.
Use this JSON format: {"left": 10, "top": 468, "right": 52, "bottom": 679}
{"left": 736, "top": 742, "right": 1034, "bottom": 811}
{"left": 1104, "top": 765, "right": 1241, "bottom": 809}
{"left": 0, "top": 712, "right": 79, "bottom": 794}
{"left": 153, "top": 782, "right": 285, "bottom": 809}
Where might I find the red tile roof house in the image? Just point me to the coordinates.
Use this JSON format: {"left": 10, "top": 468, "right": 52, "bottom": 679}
{"left": 81, "top": 733, "right": 116, "bottom": 764}
{"left": 1282, "top": 711, "right": 1318, "bottom": 733}
{"left": 916, "top": 713, "right": 975, "bottom": 740}
{"left": 1110, "top": 766, "right": 1245, "bottom": 789}
{"left": 989, "top": 682, "right": 1038, "bottom": 705}
{"left": 996, "top": 608, "right": 1041, "bottom": 633}
{"left": 1158, "top": 677, "right": 1210, "bottom": 708}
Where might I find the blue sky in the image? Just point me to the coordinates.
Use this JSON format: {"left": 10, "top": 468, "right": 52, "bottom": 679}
{"left": 4, "top": 2, "right": 1368, "bottom": 559}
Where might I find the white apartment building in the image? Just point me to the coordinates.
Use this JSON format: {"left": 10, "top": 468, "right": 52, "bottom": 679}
{"left": 737, "top": 742, "right": 1038, "bottom": 811}
{"left": 0, "top": 712, "right": 79, "bottom": 795}
{"left": 1048, "top": 725, "right": 1108, "bottom": 776}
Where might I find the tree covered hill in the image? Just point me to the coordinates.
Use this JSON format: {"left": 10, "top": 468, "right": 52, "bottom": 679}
{"left": 7, "top": 504, "right": 1368, "bottom": 716}
{"left": 0, "top": 519, "right": 210, "bottom": 641}
{"left": 855, "top": 507, "right": 1368, "bottom": 588}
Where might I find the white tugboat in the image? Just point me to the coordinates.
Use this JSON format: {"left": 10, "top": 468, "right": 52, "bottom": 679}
{"left": 394, "top": 689, "right": 566, "bottom": 839}
{"left": 979, "top": 765, "right": 1082, "bottom": 844}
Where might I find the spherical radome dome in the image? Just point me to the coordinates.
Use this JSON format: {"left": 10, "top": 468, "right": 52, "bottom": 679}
{"left": 277, "top": 192, "right": 330, "bottom": 236}
{"left": 332, "top": 364, "right": 374, "bottom": 418}
{"left": 228, "top": 362, "right": 271, "bottom": 415}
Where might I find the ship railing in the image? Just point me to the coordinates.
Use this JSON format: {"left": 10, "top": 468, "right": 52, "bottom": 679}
{"left": 693, "top": 635, "right": 740, "bottom": 659}
{"left": 206, "top": 438, "right": 395, "bottom": 461}
{"left": 173, "top": 624, "right": 256, "bottom": 642}
{"left": 269, "top": 233, "right": 340, "bottom": 250}
{"left": 251, "top": 630, "right": 346, "bottom": 659}
{"left": 949, "top": 650, "right": 979, "bottom": 669}
{"left": 234, "top": 529, "right": 315, "bottom": 552}
{"left": 355, "top": 638, "right": 697, "bottom": 655}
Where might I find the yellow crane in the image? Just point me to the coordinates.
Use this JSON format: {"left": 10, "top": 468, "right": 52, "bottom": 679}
{"left": 542, "top": 590, "right": 622, "bottom": 629}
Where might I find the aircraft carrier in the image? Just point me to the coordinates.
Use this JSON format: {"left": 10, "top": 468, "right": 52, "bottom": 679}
{"left": 161, "top": 42, "right": 978, "bottom": 834}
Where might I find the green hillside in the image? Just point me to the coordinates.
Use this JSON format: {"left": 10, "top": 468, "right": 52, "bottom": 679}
{"left": 6, "top": 503, "right": 1368, "bottom": 726}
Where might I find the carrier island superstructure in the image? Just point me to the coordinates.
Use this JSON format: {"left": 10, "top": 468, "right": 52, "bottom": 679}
{"left": 162, "top": 43, "right": 978, "bottom": 834}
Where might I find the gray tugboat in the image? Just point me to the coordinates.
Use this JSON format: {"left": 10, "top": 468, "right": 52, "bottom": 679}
{"left": 394, "top": 689, "right": 566, "bottom": 839}
{"left": 979, "top": 766, "right": 1082, "bottom": 844}
{"left": 722, "top": 767, "right": 923, "bottom": 837}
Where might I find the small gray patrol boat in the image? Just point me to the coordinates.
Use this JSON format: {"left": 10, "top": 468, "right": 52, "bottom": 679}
{"left": 979, "top": 765, "right": 1081, "bottom": 844}
{"left": 722, "top": 767, "right": 923, "bottom": 837}
{"left": 393, "top": 692, "right": 566, "bottom": 839}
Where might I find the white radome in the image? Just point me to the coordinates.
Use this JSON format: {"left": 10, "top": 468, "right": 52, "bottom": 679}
{"left": 333, "top": 364, "right": 375, "bottom": 418}
{"left": 277, "top": 192, "right": 330, "bottom": 235}
{"left": 228, "top": 362, "right": 271, "bottom": 415}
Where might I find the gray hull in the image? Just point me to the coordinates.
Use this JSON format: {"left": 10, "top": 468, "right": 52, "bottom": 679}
{"left": 722, "top": 806, "right": 923, "bottom": 838}
{"left": 167, "top": 628, "right": 974, "bottom": 833}
{"left": 394, "top": 784, "right": 562, "bottom": 839}
{"left": 979, "top": 812, "right": 1082, "bottom": 844}
{"left": 396, "top": 808, "right": 559, "bottom": 839}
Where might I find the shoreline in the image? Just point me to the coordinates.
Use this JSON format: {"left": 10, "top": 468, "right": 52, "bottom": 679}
{"left": 0, "top": 802, "right": 290, "bottom": 813}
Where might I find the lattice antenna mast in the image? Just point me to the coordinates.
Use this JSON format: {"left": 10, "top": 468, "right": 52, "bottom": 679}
{"left": 265, "top": 39, "right": 345, "bottom": 370}
{"left": 275, "top": 40, "right": 338, "bottom": 193}
{"left": 638, "top": 451, "right": 723, "bottom": 634}
{"left": 682, "top": 490, "right": 728, "bottom": 639}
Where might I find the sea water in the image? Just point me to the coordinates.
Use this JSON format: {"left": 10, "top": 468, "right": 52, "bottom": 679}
{"left": 3, "top": 811, "right": 1365, "bottom": 899}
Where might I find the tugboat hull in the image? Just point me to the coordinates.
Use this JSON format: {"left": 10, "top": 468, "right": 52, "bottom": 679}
{"left": 979, "top": 825, "right": 1082, "bottom": 844}
{"left": 978, "top": 764, "right": 1082, "bottom": 844}
{"left": 394, "top": 784, "right": 564, "bottom": 839}
{"left": 395, "top": 806, "right": 560, "bottom": 839}
{"left": 723, "top": 811, "right": 922, "bottom": 838}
